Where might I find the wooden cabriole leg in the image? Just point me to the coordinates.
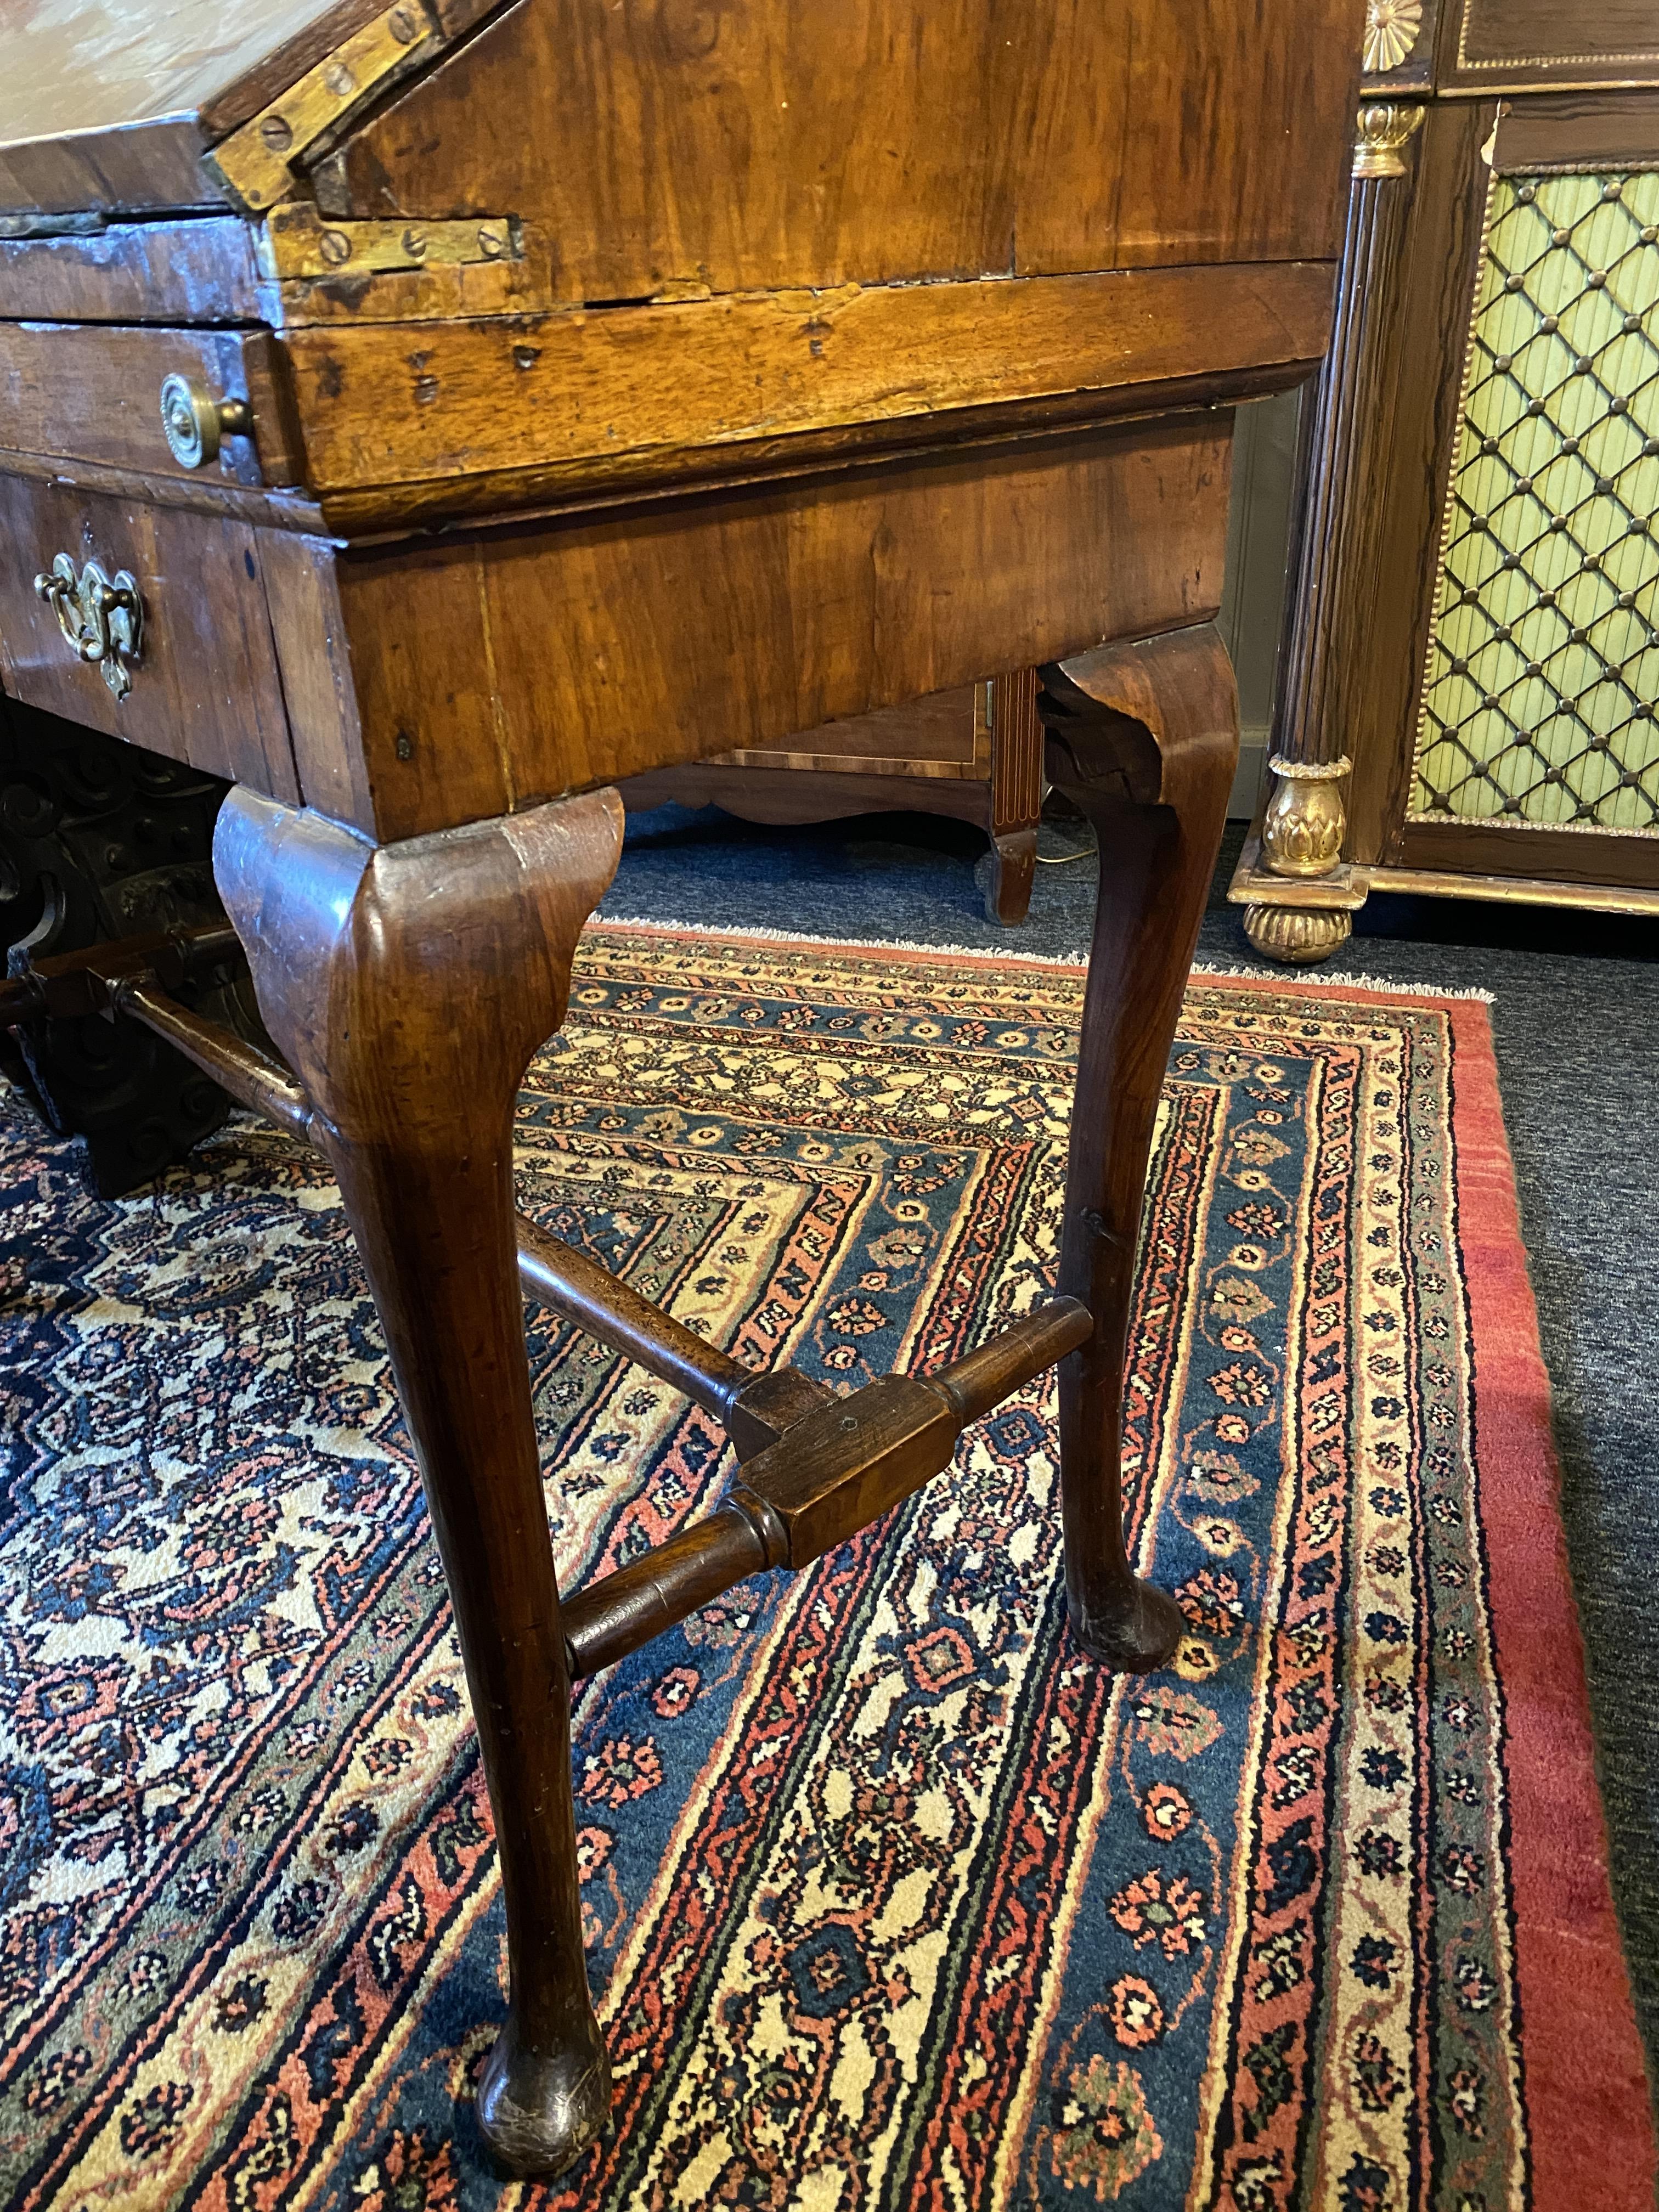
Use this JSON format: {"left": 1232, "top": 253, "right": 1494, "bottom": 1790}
{"left": 213, "top": 784, "right": 625, "bottom": 2180}
{"left": 1039, "top": 624, "right": 1238, "bottom": 1670}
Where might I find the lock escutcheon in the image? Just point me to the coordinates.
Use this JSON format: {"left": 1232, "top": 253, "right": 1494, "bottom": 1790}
{"left": 33, "top": 554, "right": 144, "bottom": 701}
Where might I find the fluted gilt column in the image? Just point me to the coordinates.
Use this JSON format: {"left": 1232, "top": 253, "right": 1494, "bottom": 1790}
{"left": 1233, "top": 100, "right": 1425, "bottom": 964}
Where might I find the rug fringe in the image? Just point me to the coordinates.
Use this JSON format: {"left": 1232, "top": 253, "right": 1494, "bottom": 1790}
{"left": 592, "top": 915, "right": 1497, "bottom": 1003}
{"left": 1190, "top": 960, "right": 1497, "bottom": 1003}
{"left": 594, "top": 913, "right": 1096, "bottom": 966}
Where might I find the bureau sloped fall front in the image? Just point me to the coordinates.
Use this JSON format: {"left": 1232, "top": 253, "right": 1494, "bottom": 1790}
{"left": 0, "top": 0, "right": 1359, "bottom": 2177}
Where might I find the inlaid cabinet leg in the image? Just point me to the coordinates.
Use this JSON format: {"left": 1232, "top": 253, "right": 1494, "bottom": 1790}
{"left": 213, "top": 785, "right": 625, "bottom": 2178}
{"left": 979, "top": 826, "right": 1037, "bottom": 926}
{"left": 1038, "top": 625, "right": 1238, "bottom": 1670}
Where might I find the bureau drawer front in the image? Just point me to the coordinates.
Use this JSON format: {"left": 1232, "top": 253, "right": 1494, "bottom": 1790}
{"left": 0, "top": 323, "right": 301, "bottom": 487}
{"left": 0, "top": 473, "right": 300, "bottom": 802}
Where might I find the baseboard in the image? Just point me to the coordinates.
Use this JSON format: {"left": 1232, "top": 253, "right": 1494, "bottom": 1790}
{"left": 1228, "top": 729, "right": 1270, "bottom": 822}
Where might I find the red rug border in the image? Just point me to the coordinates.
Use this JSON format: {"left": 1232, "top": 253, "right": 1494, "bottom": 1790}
{"left": 1435, "top": 991, "right": 1656, "bottom": 2205}
{"left": 585, "top": 923, "right": 1656, "bottom": 2198}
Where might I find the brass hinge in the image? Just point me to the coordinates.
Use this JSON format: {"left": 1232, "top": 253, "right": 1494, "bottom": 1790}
{"left": 207, "top": 1, "right": 443, "bottom": 214}
{"left": 256, "top": 201, "right": 520, "bottom": 279}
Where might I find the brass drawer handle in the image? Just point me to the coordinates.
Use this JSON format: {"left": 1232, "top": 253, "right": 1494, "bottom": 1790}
{"left": 159, "top": 373, "right": 253, "bottom": 469}
{"left": 33, "top": 554, "right": 144, "bottom": 701}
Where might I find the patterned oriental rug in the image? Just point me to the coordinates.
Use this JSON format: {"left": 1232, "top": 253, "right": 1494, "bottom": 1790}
{"left": 0, "top": 924, "right": 1650, "bottom": 2212}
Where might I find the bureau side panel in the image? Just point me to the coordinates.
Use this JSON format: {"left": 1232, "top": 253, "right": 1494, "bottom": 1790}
{"left": 325, "top": 419, "right": 1231, "bottom": 840}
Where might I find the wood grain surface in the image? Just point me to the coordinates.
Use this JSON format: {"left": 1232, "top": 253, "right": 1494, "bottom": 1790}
{"left": 0, "top": 0, "right": 1360, "bottom": 2177}
{"left": 0, "top": 213, "right": 556, "bottom": 328}
{"left": 1039, "top": 623, "right": 1238, "bottom": 1668}
{"left": 0, "top": 447, "right": 327, "bottom": 533}
{"left": 323, "top": 0, "right": 1359, "bottom": 295}
{"left": 622, "top": 676, "right": 1043, "bottom": 925}
{"left": 0, "top": 0, "right": 507, "bottom": 216}
{"left": 0, "top": 218, "right": 264, "bottom": 323}
{"left": 0, "top": 0, "right": 382, "bottom": 148}
{"left": 1491, "top": 88, "right": 1659, "bottom": 168}
{"left": 280, "top": 259, "right": 1333, "bottom": 500}
{"left": 1438, "top": 0, "right": 1659, "bottom": 89}
{"left": 1396, "top": 815, "right": 1659, "bottom": 890}
{"left": 296, "top": 359, "right": 1302, "bottom": 533}
{"left": 275, "top": 417, "right": 1229, "bottom": 839}
{"left": 616, "top": 763, "right": 998, "bottom": 829}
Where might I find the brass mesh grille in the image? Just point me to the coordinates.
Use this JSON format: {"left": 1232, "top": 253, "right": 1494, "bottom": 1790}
{"left": 1410, "top": 170, "right": 1659, "bottom": 836}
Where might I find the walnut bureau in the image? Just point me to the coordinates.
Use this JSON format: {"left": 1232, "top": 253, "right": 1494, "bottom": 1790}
{"left": 0, "top": 0, "right": 1358, "bottom": 2177}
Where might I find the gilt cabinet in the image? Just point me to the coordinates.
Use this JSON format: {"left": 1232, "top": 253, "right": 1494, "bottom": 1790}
{"left": 1231, "top": 0, "right": 1659, "bottom": 959}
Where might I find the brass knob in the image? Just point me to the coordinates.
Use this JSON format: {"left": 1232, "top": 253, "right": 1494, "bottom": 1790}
{"left": 159, "top": 374, "right": 253, "bottom": 469}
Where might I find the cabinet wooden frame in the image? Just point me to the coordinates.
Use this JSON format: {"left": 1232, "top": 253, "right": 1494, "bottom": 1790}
{"left": 1436, "top": 0, "right": 1659, "bottom": 97}
{"left": 1384, "top": 93, "right": 1659, "bottom": 897}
